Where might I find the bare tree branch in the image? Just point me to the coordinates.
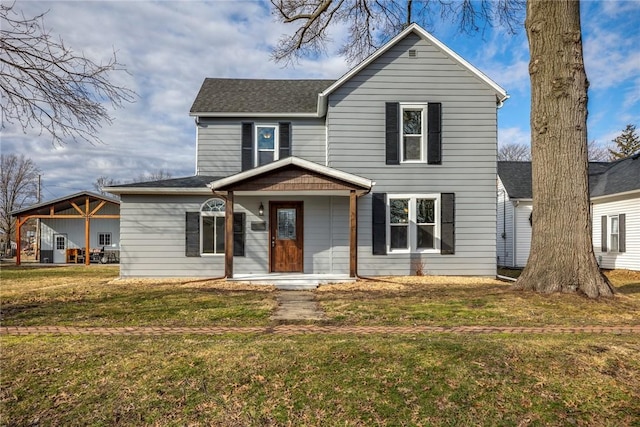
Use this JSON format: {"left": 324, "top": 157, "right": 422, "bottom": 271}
{"left": 0, "top": 3, "right": 136, "bottom": 146}
{"left": 0, "top": 153, "right": 39, "bottom": 247}
{"left": 498, "top": 143, "right": 531, "bottom": 161}
{"left": 270, "top": 0, "right": 525, "bottom": 65}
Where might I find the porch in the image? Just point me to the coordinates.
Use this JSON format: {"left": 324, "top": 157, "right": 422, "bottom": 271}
{"left": 230, "top": 273, "right": 356, "bottom": 290}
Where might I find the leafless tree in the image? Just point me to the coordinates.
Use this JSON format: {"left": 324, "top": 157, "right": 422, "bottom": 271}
{"left": 0, "top": 154, "right": 40, "bottom": 250}
{"left": 270, "top": 0, "right": 614, "bottom": 297}
{"left": 498, "top": 143, "right": 531, "bottom": 161}
{"left": 0, "top": 3, "right": 135, "bottom": 146}
{"left": 587, "top": 140, "right": 610, "bottom": 162}
{"left": 271, "top": 0, "right": 525, "bottom": 65}
{"left": 93, "top": 176, "right": 120, "bottom": 196}
{"left": 132, "top": 169, "right": 173, "bottom": 183}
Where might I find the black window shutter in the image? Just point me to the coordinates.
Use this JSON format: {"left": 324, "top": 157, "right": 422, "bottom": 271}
{"left": 619, "top": 214, "right": 626, "bottom": 253}
{"left": 241, "top": 122, "right": 254, "bottom": 171}
{"left": 279, "top": 122, "right": 291, "bottom": 159}
{"left": 601, "top": 215, "right": 607, "bottom": 252}
{"left": 385, "top": 103, "right": 400, "bottom": 165}
{"left": 185, "top": 212, "right": 200, "bottom": 257}
{"left": 233, "top": 212, "right": 246, "bottom": 257}
{"left": 427, "top": 102, "right": 442, "bottom": 165}
{"left": 441, "top": 193, "right": 455, "bottom": 254}
{"left": 372, "top": 193, "right": 387, "bottom": 255}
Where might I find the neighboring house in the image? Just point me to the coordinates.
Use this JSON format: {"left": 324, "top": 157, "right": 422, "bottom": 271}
{"left": 497, "top": 155, "right": 639, "bottom": 271}
{"left": 106, "top": 23, "right": 508, "bottom": 279}
{"left": 11, "top": 192, "right": 120, "bottom": 265}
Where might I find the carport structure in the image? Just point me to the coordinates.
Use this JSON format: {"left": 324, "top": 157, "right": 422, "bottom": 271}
{"left": 12, "top": 191, "right": 120, "bottom": 266}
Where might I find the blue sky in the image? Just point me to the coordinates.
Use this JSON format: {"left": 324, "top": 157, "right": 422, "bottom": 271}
{"left": 2, "top": 0, "right": 639, "bottom": 200}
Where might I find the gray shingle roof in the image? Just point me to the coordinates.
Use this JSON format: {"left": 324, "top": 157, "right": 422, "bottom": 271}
{"left": 107, "top": 175, "right": 222, "bottom": 189}
{"left": 498, "top": 155, "right": 640, "bottom": 199}
{"left": 190, "top": 78, "right": 336, "bottom": 115}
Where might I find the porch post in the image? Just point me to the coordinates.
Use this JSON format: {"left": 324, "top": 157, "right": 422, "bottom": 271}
{"left": 16, "top": 216, "right": 22, "bottom": 266}
{"left": 225, "top": 191, "right": 234, "bottom": 278}
{"left": 349, "top": 190, "right": 357, "bottom": 277}
{"left": 85, "top": 197, "right": 91, "bottom": 266}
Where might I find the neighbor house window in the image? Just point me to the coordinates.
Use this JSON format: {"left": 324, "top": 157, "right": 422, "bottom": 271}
{"left": 201, "top": 198, "right": 226, "bottom": 255}
{"left": 256, "top": 125, "right": 278, "bottom": 166}
{"left": 401, "top": 105, "right": 425, "bottom": 162}
{"left": 610, "top": 215, "right": 619, "bottom": 252}
{"left": 98, "top": 232, "right": 112, "bottom": 246}
{"left": 388, "top": 194, "right": 439, "bottom": 252}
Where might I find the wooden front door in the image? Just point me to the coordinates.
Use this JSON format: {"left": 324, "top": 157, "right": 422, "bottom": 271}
{"left": 270, "top": 202, "right": 303, "bottom": 272}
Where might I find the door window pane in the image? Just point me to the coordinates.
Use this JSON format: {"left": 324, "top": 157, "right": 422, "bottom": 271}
{"left": 277, "top": 209, "right": 296, "bottom": 240}
{"left": 56, "top": 236, "right": 65, "bottom": 250}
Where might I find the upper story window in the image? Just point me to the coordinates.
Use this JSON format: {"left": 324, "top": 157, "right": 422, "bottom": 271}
{"left": 401, "top": 105, "right": 424, "bottom": 162}
{"left": 388, "top": 194, "right": 440, "bottom": 253}
{"left": 256, "top": 125, "right": 279, "bottom": 166}
{"left": 201, "top": 198, "right": 226, "bottom": 255}
{"left": 242, "top": 122, "right": 291, "bottom": 171}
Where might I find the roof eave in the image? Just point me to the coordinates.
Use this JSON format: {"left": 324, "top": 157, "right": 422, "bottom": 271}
{"left": 190, "top": 112, "right": 320, "bottom": 118}
{"left": 104, "top": 187, "right": 213, "bottom": 196}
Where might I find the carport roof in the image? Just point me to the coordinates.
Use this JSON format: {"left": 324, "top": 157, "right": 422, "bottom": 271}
{"left": 11, "top": 191, "right": 119, "bottom": 217}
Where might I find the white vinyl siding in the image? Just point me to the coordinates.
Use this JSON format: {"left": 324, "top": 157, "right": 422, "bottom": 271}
{"left": 592, "top": 195, "right": 639, "bottom": 271}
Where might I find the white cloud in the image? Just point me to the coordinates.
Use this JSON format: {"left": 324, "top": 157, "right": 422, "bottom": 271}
{"left": 498, "top": 127, "right": 530, "bottom": 147}
{"left": 1, "top": 0, "right": 637, "bottom": 201}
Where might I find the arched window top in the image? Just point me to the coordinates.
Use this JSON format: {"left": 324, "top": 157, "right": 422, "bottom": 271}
{"left": 201, "top": 198, "right": 225, "bottom": 213}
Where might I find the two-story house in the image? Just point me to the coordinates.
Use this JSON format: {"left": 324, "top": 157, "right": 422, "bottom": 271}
{"left": 106, "top": 24, "right": 508, "bottom": 281}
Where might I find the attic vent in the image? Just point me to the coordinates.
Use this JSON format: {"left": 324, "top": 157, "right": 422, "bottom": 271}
{"left": 408, "top": 49, "right": 417, "bottom": 57}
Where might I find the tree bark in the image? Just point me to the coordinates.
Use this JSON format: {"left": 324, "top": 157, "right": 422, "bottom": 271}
{"left": 515, "top": 0, "right": 615, "bottom": 298}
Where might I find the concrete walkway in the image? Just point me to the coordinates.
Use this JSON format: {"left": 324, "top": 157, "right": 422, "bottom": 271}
{"left": 271, "top": 290, "right": 325, "bottom": 321}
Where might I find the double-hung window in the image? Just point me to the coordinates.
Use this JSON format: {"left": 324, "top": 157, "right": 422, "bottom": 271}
{"left": 256, "top": 125, "right": 278, "bottom": 167}
{"left": 201, "top": 198, "right": 226, "bottom": 255}
{"left": 610, "top": 215, "right": 620, "bottom": 252}
{"left": 388, "top": 194, "right": 439, "bottom": 252}
{"left": 401, "top": 105, "right": 425, "bottom": 162}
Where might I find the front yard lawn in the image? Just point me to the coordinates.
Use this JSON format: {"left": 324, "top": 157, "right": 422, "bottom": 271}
{"left": 2, "top": 266, "right": 639, "bottom": 425}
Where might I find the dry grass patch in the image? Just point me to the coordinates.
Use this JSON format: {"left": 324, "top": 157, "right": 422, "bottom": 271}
{"left": 317, "top": 275, "right": 640, "bottom": 327}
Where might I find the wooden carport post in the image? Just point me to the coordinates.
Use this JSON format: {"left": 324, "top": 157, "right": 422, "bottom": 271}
{"left": 225, "top": 191, "right": 234, "bottom": 278}
{"left": 349, "top": 190, "right": 357, "bottom": 277}
{"left": 85, "top": 197, "right": 91, "bottom": 266}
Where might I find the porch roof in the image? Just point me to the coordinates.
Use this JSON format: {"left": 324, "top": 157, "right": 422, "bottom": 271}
{"left": 11, "top": 191, "right": 119, "bottom": 217}
{"left": 209, "top": 157, "right": 373, "bottom": 194}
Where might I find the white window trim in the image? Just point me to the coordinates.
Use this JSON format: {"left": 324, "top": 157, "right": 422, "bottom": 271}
{"left": 98, "top": 232, "right": 112, "bottom": 247}
{"left": 254, "top": 124, "right": 279, "bottom": 167}
{"left": 609, "top": 215, "right": 620, "bottom": 253}
{"left": 200, "top": 198, "right": 226, "bottom": 256}
{"left": 387, "top": 193, "right": 440, "bottom": 253}
{"left": 400, "top": 103, "right": 428, "bottom": 164}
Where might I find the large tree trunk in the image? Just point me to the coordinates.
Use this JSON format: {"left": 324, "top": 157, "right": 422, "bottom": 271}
{"left": 514, "top": 0, "right": 615, "bottom": 298}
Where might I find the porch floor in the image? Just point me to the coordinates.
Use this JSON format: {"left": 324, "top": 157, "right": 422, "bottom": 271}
{"left": 229, "top": 273, "right": 355, "bottom": 290}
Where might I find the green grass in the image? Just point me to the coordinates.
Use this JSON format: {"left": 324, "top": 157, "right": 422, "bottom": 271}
{"left": 2, "top": 334, "right": 638, "bottom": 426}
{"left": 2, "top": 265, "right": 640, "bottom": 425}
{"left": 1, "top": 266, "right": 276, "bottom": 327}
